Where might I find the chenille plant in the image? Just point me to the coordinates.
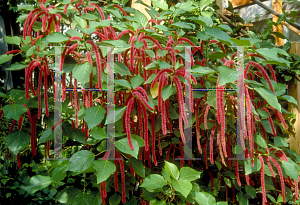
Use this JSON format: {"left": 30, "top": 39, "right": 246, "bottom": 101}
{"left": 0, "top": 0, "right": 300, "bottom": 204}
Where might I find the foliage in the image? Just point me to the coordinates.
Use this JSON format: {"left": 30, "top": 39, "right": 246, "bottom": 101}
{"left": 1, "top": 0, "right": 300, "bottom": 204}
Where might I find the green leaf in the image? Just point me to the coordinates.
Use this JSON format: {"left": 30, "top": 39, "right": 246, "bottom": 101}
{"left": 93, "top": 160, "right": 116, "bottom": 183}
{"left": 90, "top": 20, "right": 111, "bottom": 28}
{"left": 162, "top": 85, "right": 173, "bottom": 101}
{"left": 131, "top": 134, "right": 145, "bottom": 147}
{"left": 281, "top": 158, "right": 300, "bottom": 181}
{"left": 164, "top": 161, "right": 179, "bottom": 180}
{"left": 83, "top": 106, "right": 106, "bottom": 129}
{"left": 74, "top": 15, "right": 87, "bottom": 29}
{"left": 190, "top": 191, "right": 216, "bottom": 205}
{"left": 21, "top": 175, "right": 52, "bottom": 194}
{"left": 253, "top": 134, "right": 267, "bottom": 148}
{"left": 73, "top": 192, "right": 95, "bottom": 205}
{"left": 7, "top": 63, "right": 27, "bottom": 71}
{"left": 17, "top": 4, "right": 35, "bottom": 11}
{"left": 236, "top": 192, "right": 249, "bottom": 205}
{"left": 171, "top": 22, "right": 193, "bottom": 29}
{"left": 244, "top": 158, "right": 261, "bottom": 175}
{"left": 188, "top": 16, "right": 213, "bottom": 27}
{"left": 253, "top": 87, "right": 281, "bottom": 112}
{"left": 192, "top": 66, "right": 216, "bottom": 75}
{"left": 115, "top": 138, "right": 139, "bottom": 158}
{"left": 39, "top": 128, "right": 54, "bottom": 144}
{"left": 279, "top": 95, "right": 297, "bottom": 105}
{"left": 81, "top": 13, "right": 99, "bottom": 20}
{"left": 256, "top": 48, "right": 278, "bottom": 60}
{"left": 55, "top": 187, "right": 81, "bottom": 204}
{"left": 224, "top": 177, "right": 231, "bottom": 188}
{"left": 6, "top": 131, "right": 31, "bottom": 155}
{"left": 274, "top": 137, "right": 288, "bottom": 147}
{"left": 245, "top": 185, "right": 256, "bottom": 199}
{"left": 115, "top": 106, "right": 127, "bottom": 123}
{"left": 230, "top": 38, "right": 250, "bottom": 46}
{"left": 179, "top": 167, "right": 201, "bottom": 181}
{"left": 73, "top": 62, "right": 93, "bottom": 85}
{"left": 44, "top": 32, "right": 69, "bottom": 43}
{"left": 52, "top": 164, "right": 67, "bottom": 182}
{"left": 109, "top": 193, "right": 121, "bottom": 205}
{"left": 66, "top": 150, "right": 95, "bottom": 172}
{"left": 115, "top": 61, "right": 131, "bottom": 75}
{"left": 3, "top": 104, "right": 27, "bottom": 120}
{"left": 131, "top": 75, "right": 144, "bottom": 89}
{"left": 171, "top": 179, "right": 192, "bottom": 198}
{"left": 0, "top": 54, "right": 13, "bottom": 64}
{"left": 115, "top": 79, "right": 132, "bottom": 89}
{"left": 140, "top": 174, "right": 167, "bottom": 190}
{"left": 26, "top": 45, "right": 36, "bottom": 57}
{"left": 257, "top": 109, "right": 269, "bottom": 119}
{"left": 4, "top": 36, "right": 21, "bottom": 45}
{"left": 90, "top": 127, "right": 106, "bottom": 140}
{"left": 217, "top": 202, "right": 228, "bottom": 205}
{"left": 135, "top": 11, "right": 149, "bottom": 28}
{"left": 152, "top": 0, "right": 168, "bottom": 10}
{"left": 205, "top": 27, "right": 231, "bottom": 44}
{"left": 65, "top": 29, "right": 83, "bottom": 38}
{"left": 218, "top": 65, "right": 242, "bottom": 86}
{"left": 208, "top": 52, "right": 227, "bottom": 61}
{"left": 128, "top": 158, "right": 145, "bottom": 178}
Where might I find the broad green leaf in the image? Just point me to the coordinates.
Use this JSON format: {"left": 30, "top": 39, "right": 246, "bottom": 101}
{"left": 260, "top": 120, "right": 273, "bottom": 134}
{"left": 109, "top": 193, "right": 121, "bottom": 205}
{"left": 192, "top": 66, "right": 216, "bottom": 75}
{"left": 205, "top": 27, "right": 231, "bottom": 44}
{"left": 74, "top": 15, "right": 87, "bottom": 29}
{"left": 161, "top": 168, "right": 171, "bottom": 182}
{"left": 65, "top": 29, "right": 83, "bottom": 38}
{"left": 179, "top": 167, "right": 201, "bottom": 181}
{"left": 80, "top": 13, "right": 99, "bottom": 20}
{"left": 73, "top": 62, "right": 93, "bottom": 85}
{"left": 209, "top": 52, "right": 227, "bottom": 61}
{"left": 230, "top": 38, "right": 250, "bottom": 46}
{"left": 224, "top": 177, "right": 231, "bottom": 188}
{"left": 115, "top": 79, "right": 132, "bottom": 89}
{"left": 83, "top": 106, "right": 106, "bottom": 129}
{"left": 145, "top": 50, "right": 155, "bottom": 58}
{"left": 52, "top": 164, "right": 67, "bottom": 182}
{"left": 44, "top": 32, "right": 69, "bottom": 43}
{"left": 152, "top": 0, "right": 168, "bottom": 10}
{"left": 115, "top": 138, "right": 139, "bottom": 158}
{"left": 188, "top": 16, "right": 213, "bottom": 27}
{"left": 274, "top": 137, "right": 289, "bottom": 147}
{"left": 217, "top": 202, "right": 228, "bottom": 205}
{"left": 257, "top": 109, "right": 269, "bottom": 119}
{"left": 3, "top": 104, "right": 27, "bottom": 120}
{"left": 115, "top": 106, "right": 127, "bottom": 123}
{"left": 236, "top": 192, "right": 249, "bottom": 205}
{"left": 6, "top": 131, "right": 31, "bottom": 155}
{"left": 93, "top": 160, "right": 116, "bottom": 183}
{"left": 218, "top": 65, "right": 242, "bottom": 86}
{"left": 131, "top": 75, "right": 144, "bottom": 89}
{"left": 90, "top": 20, "right": 111, "bottom": 28}
{"left": 17, "top": 4, "right": 35, "bottom": 11}
{"left": 157, "top": 49, "right": 168, "bottom": 57}
{"left": 162, "top": 85, "right": 174, "bottom": 101}
{"left": 55, "top": 187, "right": 81, "bottom": 204}
{"left": 131, "top": 134, "right": 145, "bottom": 147}
{"left": 0, "top": 91, "right": 8, "bottom": 98}
{"left": 171, "top": 22, "right": 193, "bottom": 29}
{"left": 253, "top": 134, "right": 267, "bottom": 148}
{"left": 140, "top": 174, "right": 167, "bottom": 190}
{"left": 4, "top": 36, "right": 21, "bottom": 45}
{"left": 39, "top": 128, "right": 54, "bottom": 144}
{"left": 0, "top": 54, "right": 13, "bottom": 64}
{"left": 253, "top": 87, "right": 281, "bottom": 112}
{"left": 115, "top": 61, "right": 131, "bottom": 75}
{"left": 26, "top": 45, "right": 36, "bottom": 57}
{"left": 190, "top": 191, "right": 216, "bottom": 205}
{"left": 245, "top": 185, "right": 256, "bottom": 199}
{"left": 281, "top": 158, "right": 300, "bottom": 181}
{"left": 21, "top": 175, "right": 52, "bottom": 194}
{"left": 135, "top": 11, "right": 149, "bottom": 28}
{"left": 66, "top": 150, "right": 95, "bottom": 172}
{"left": 17, "top": 14, "right": 28, "bottom": 23}
{"left": 128, "top": 158, "right": 145, "bottom": 178}
{"left": 6, "top": 62, "right": 28, "bottom": 70}
{"left": 171, "top": 179, "right": 192, "bottom": 198}
{"left": 244, "top": 158, "right": 261, "bottom": 175}
{"left": 279, "top": 95, "right": 297, "bottom": 105}
{"left": 256, "top": 48, "right": 278, "bottom": 60}
{"left": 164, "top": 161, "right": 179, "bottom": 180}
{"left": 145, "top": 74, "right": 156, "bottom": 84}
{"left": 90, "top": 127, "right": 106, "bottom": 140}
{"left": 73, "top": 192, "right": 95, "bottom": 205}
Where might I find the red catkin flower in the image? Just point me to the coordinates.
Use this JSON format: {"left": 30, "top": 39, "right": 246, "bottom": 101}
{"left": 9, "top": 120, "right": 17, "bottom": 133}
{"left": 262, "top": 108, "right": 276, "bottom": 137}
{"left": 259, "top": 155, "right": 267, "bottom": 204}
{"left": 125, "top": 98, "right": 135, "bottom": 150}
{"left": 208, "top": 171, "right": 214, "bottom": 190}
{"left": 116, "top": 152, "right": 126, "bottom": 204}
{"left": 151, "top": 113, "right": 158, "bottom": 166}
{"left": 269, "top": 156, "right": 285, "bottom": 203}
{"left": 17, "top": 153, "right": 21, "bottom": 169}
{"left": 210, "top": 125, "right": 216, "bottom": 164}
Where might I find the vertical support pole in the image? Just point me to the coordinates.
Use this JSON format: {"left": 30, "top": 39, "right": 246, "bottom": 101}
{"left": 54, "top": 46, "right": 62, "bottom": 159}
{"left": 272, "top": 0, "right": 284, "bottom": 46}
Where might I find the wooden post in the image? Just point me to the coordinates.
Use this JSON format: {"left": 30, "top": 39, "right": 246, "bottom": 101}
{"left": 272, "top": 0, "right": 284, "bottom": 46}
{"left": 287, "top": 43, "right": 300, "bottom": 154}
{"left": 131, "top": 0, "right": 151, "bottom": 20}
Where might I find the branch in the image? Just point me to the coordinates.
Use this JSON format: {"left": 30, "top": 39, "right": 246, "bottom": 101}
{"left": 252, "top": 0, "right": 300, "bottom": 30}
{"left": 218, "top": 12, "right": 251, "bottom": 38}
